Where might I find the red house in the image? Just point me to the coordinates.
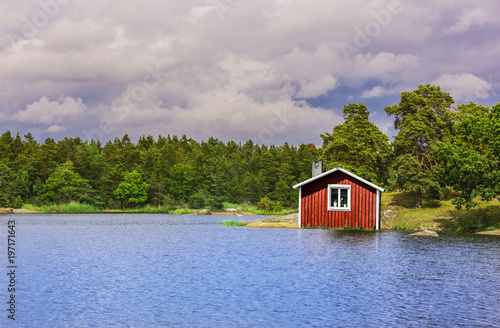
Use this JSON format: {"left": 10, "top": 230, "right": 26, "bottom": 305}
{"left": 292, "top": 167, "right": 384, "bottom": 229}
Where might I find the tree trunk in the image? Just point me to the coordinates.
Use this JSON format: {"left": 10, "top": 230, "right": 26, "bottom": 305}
{"left": 415, "top": 188, "right": 423, "bottom": 208}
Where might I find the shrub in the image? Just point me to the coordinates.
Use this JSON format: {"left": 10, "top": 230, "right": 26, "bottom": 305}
{"left": 258, "top": 196, "right": 272, "bottom": 211}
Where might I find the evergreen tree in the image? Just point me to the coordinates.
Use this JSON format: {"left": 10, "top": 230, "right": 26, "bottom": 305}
{"left": 42, "top": 161, "right": 94, "bottom": 204}
{"left": 322, "top": 103, "right": 391, "bottom": 185}
{"left": 385, "top": 84, "right": 454, "bottom": 206}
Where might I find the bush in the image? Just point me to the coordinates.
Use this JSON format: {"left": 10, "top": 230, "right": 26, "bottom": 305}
{"left": 188, "top": 190, "right": 206, "bottom": 209}
{"left": 206, "top": 196, "right": 225, "bottom": 211}
{"left": 258, "top": 196, "right": 272, "bottom": 211}
{"left": 11, "top": 196, "right": 23, "bottom": 209}
{"left": 272, "top": 201, "right": 283, "bottom": 213}
{"left": 456, "top": 208, "right": 491, "bottom": 232}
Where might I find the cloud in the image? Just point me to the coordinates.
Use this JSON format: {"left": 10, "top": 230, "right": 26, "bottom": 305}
{"left": 361, "top": 86, "right": 386, "bottom": 98}
{"left": 14, "top": 96, "right": 87, "bottom": 124}
{"left": 45, "top": 124, "right": 66, "bottom": 133}
{"left": 101, "top": 89, "right": 342, "bottom": 145}
{"left": 0, "top": 0, "right": 499, "bottom": 144}
{"left": 354, "top": 52, "right": 419, "bottom": 83}
{"left": 444, "top": 8, "right": 496, "bottom": 35}
{"left": 432, "top": 73, "right": 492, "bottom": 101}
{"left": 296, "top": 75, "right": 339, "bottom": 98}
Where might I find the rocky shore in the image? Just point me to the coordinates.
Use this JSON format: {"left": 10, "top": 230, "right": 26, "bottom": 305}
{"left": 245, "top": 212, "right": 299, "bottom": 228}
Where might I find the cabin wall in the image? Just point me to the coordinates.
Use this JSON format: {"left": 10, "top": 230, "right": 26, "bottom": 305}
{"left": 301, "top": 172, "right": 378, "bottom": 229}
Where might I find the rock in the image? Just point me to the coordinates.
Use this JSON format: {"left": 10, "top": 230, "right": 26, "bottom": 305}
{"left": 225, "top": 208, "right": 238, "bottom": 213}
{"left": 198, "top": 209, "right": 212, "bottom": 215}
{"left": 381, "top": 210, "right": 397, "bottom": 227}
{"left": 382, "top": 209, "right": 396, "bottom": 219}
{"left": 407, "top": 230, "right": 439, "bottom": 237}
{"left": 0, "top": 208, "right": 14, "bottom": 214}
{"left": 263, "top": 213, "right": 298, "bottom": 224}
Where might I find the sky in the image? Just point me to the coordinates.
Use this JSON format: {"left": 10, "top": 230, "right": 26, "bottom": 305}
{"left": 1, "top": 0, "right": 499, "bottom": 146}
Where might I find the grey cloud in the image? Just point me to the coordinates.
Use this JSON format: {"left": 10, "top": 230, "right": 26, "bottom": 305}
{"left": 1, "top": 0, "right": 499, "bottom": 144}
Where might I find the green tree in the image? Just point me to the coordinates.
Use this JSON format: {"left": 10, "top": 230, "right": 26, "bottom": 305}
{"left": 321, "top": 103, "right": 392, "bottom": 185}
{"left": 167, "top": 163, "right": 197, "bottom": 202}
{"left": 0, "top": 163, "right": 13, "bottom": 207}
{"left": 441, "top": 103, "right": 500, "bottom": 209}
{"left": 113, "top": 170, "right": 150, "bottom": 208}
{"left": 385, "top": 84, "right": 454, "bottom": 207}
{"left": 42, "top": 161, "right": 94, "bottom": 204}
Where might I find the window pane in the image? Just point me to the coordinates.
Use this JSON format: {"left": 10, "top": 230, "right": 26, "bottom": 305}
{"left": 331, "top": 189, "right": 338, "bottom": 207}
{"left": 340, "top": 189, "right": 348, "bottom": 207}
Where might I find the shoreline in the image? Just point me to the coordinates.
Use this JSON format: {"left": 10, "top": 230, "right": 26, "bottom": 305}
{"left": 0, "top": 207, "right": 259, "bottom": 215}
{"left": 4, "top": 206, "right": 500, "bottom": 235}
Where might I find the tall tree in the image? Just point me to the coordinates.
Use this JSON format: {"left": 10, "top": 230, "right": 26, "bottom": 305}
{"left": 385, "top": 84, "right": 454, "bottom": 207}
{"left": 321, "top": 103, "right": 392, "bottom": 185}
{"left": 441, "top": 102, "right": 500, "bottom": 209}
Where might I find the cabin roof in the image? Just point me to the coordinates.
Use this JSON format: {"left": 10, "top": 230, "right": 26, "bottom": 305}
{"left": 292, "top": 167, "right": 385, "bottom": 192}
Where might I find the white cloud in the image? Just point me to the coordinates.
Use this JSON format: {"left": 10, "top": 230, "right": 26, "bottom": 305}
{"left": 104, "top": 89, "right": 342, "bottom": 145}
{"left": 354, "top": 52, "right": 419, "bottom": 83}
{"left": 432, "top": 73, "right": 492, "bottom": 101}
{"left": 14, "top": 96, "right": 87, "bottom": 124}
{"left": 45, "top": 124, "right": 66, "bottom": 133}
{"left": 296, "top": 75, "right": 339, "bottom": 98}
{"left": 361, "top": 86, "right": 386, "bottom": 98}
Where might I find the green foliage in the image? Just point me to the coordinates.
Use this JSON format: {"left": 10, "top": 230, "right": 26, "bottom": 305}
{"left": 258, "top": 196, "right": 273, "bottom": 211}
{"left": 385, "top": 84, "right": 455, "bottom": 206}
{"left": 113, "top": 170, "right": 150, "bottom": 208}
{"left": 257, "top": 196, "right": 284, "bottom": 213}
{"left": 220, "top": 220, "right": 248, "bottom": 226}
{"left": 0, "top": 131, "right": 319, "bottom": 210}
{"left": 167, "top": 163, "right": 197, "bottom": 202}
{"left": 321, "top": 103, "right": 392, "bottom": 185}
{"left": 42, "top": 161, "right": 98, "bottom": 206}
{"left": 441, "top": 103, "right": 500, "bottom": 209}
{"left": 455, "top": 208, "right": 492, "bottom": 232}
{"left": 23, "top": 201, "right": 100, "bottom": 213}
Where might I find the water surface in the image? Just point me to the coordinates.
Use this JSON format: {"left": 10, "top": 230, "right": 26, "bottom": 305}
{"left": 1, "top": 214, "right": 499, "bottom": 327}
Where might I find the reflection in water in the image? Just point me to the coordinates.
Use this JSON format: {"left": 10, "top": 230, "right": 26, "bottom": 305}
{"left": 2, "top": 214, "right": 500, "bottom": 328}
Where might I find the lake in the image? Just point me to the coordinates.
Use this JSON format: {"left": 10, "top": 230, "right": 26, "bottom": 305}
{"left": 1, "top": 214, "right": 500, "bottom": 327}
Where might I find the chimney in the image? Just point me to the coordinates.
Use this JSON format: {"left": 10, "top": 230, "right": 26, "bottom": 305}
{"left": 312, "top": 160, "right": 323, "bottom": 178}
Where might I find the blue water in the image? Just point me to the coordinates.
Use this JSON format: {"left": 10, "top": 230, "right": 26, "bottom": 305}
{"left": 1, "top": 214, "right": 500, "bottom": 327}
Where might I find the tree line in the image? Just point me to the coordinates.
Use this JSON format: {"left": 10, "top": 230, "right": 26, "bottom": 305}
{"left": 0, "top": 131, "right": 319, "bottom": 210}
{"left": 0, "top": 84, "right": 499, "bottom": 210}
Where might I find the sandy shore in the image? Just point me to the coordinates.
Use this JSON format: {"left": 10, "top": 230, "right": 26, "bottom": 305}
{"left": 0, "top": 208, "right": 43, "bottom": 214}
{"left": 476, "top": 230, "right": 500, "bottom": 236}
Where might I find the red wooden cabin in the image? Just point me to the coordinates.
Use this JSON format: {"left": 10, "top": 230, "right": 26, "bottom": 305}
{"left": 293, "top": 167, "right": 384, "bottom": 229}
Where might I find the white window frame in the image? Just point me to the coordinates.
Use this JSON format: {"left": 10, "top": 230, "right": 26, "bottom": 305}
{"left": 328, "top": 184, "right": 351, "bottom": 211}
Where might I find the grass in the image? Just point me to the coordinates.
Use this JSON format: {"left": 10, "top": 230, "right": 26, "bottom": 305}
{"left": 220, "top": 219, "right": 248, "bottom": 226}
{"left": 22, "top": 201, "right": 100, "bottom": 213}
{"left": 22, "top": 202, "right": 197, "bottom": 214}
{"left": 382, "top": 191, "right": 500, "bottom": 232}
{"left": 222, "top": 202, "right": 296, "bottom": 215}
{"left": 20, "top": 200, "right": 297, "bottom": 215}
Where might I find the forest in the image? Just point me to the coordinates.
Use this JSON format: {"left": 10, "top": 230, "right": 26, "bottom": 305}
{"left": 0, "top": 84, "right": 499, "bottom": 212}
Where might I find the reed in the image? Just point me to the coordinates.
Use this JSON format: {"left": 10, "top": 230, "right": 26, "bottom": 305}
{"left": 220, "top": 220, "right": 248, "bottom": 226}
{"left": 23, "top": 201, "right": 100, "bottom": 213}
